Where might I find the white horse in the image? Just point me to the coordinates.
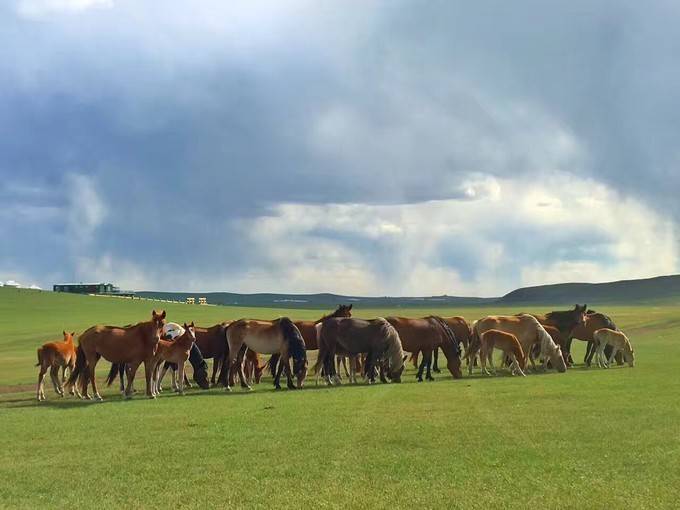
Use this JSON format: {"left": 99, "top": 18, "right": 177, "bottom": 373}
{"left": 593, "top": 328, "right": 635, "bottom": 368}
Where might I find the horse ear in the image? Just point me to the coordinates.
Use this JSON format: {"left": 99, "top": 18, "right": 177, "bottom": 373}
{"left": 63, "top": 330, "right": 66, "bottom": 336}
{"left": 348, "top": 304, "right": 352, "bottom": 310}
{"left": 161, "top": 310, "right": 166, "bottom": 319}
{"left": 190, "top": 321, "right": 195, "bottom": 327}
{"left": 71, "top": 332, "right": 75, "bottom": 337}
{"left": 152, "top": 309, "right": 157, "bottom": 316}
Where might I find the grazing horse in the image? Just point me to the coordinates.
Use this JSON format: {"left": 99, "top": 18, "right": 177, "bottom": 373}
{"left": 267, "top": 304, "right": 354, "bottom": 378}
{"left": 479, "top": 329, "right": 526, "bottom": 377}
{"left": 387, "top": 316, "right": 462, "bottom": 381}
{"left": 315, "top": 317, "right": 407, "bottom": 385}
{"left": 193, "top": 322, "right": 231, "bottom": 386}
{"left": 226, "top": 317, "right": 307, "bottom": 391}
{"left": 531, "top": 304, "right": 587, "bottom": 363}
{"left": 411, "top": 316, "right": 472, "bottom": 372}
{"left": 570, "top": 310, "right": 622, "bottom": 366}
{"left": 593, "top": 328, "right": 635, "bottom": 368}
{"left": 150, "top": 323, "right": 197, "bottom": 396}
{"left": 36, "top": 331, "right": 79, "bottom": 401}
{"left": 67, "top": 310, "right": 166, "bottom": 401}
{"left": 471, "top": 314, "right": 566, "bottom": 374}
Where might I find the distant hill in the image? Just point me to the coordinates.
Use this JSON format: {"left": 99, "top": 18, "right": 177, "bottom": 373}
{"left": 135, "top": 291, "right": 495, "bottom": 309}
{"left": 138, "top": 274, "right": 680, "bottom": 308}
{"left": 500, "top": 274, "right": 680, "bottom": 305}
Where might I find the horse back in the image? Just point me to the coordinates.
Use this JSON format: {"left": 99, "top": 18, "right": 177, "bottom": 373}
{"left": 386, "top": 317, "right": 438, "bottom": 353}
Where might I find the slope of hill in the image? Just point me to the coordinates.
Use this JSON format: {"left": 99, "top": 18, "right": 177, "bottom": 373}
{"left": 135, "top": 291, "right": 495, "bottom": 309}
{"left": 500, "top": 274, "right": 680, "bottom": 304}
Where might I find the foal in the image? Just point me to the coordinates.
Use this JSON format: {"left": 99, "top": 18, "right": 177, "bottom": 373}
{"left": 593, "top": 328, "right": 635, "bottom": 368}
{"left": 150, "top": 322, "right": 196, "bottom": 396}
{"left": 479, "top": 329, "right": 526, "bottom": 377}
{"left": 36, "top": 331, "right": 79, "bottom": 401}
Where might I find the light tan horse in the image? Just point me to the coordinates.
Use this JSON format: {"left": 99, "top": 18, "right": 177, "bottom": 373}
{"left": 471, "top": 314, "right": 566, "bottom": 374}
{"left": 36, "top": 331, "right": 79, "bottom": 401}
{"left": 67, "top": 310, "right": 166, "bottom": 400}
{"left": 593, "top": 328, "right": 635, "bottom": 368}
{"left": 226, "top": 317, "right": 307, "bottom": 391}
{"left": 150, "top": 322, "right": 197, "bottom": 396}
{"left": 479, "top": 329, "right": 526, "bottom": 377}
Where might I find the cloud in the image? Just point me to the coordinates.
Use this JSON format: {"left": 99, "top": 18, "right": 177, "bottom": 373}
{"left": 1, "top": 1, "right": 679, "bottom": 293}
{"left": 15, "top": 0, "right": 112, "bottom": 18}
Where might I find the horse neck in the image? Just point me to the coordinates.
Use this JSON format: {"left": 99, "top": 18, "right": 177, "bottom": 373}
{"left": 384, "top": 329, "right": 404, "bottom": 368}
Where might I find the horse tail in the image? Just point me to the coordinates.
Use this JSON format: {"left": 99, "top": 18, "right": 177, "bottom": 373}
{"left": 313, "top": 322, "right": 329, "bottom": 375}
{"left": 216, "top": 323, "right": 232, "bottom": 386}
{"left": 106, "top": 363, "right": 121, "bottom": 386}
{"left": 279, "top": 317, "right": 306, "bottom": 361}
{"left": 36, "top": 347, "right": 42, "bottom": 367}
{"left": 67, "top": 344, "right": 86, "bottom": 386}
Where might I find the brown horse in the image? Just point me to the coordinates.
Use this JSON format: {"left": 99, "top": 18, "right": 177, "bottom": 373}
{"left": 387, "top": 316, "right": 462, "bottom": 381}
{"left": 36, "top": 331, "right": 79, "bottom": 401}
{"left": 150, "top": 322, "right": 196, "bottom": 396}
{"left": 315, "top": 317, "right": 407, "bottom": 385}
{"left": 295, "top": 304, "right": 354, "bottom": 350}
{"left": 193, "top": 322, "right": 231, "bottom": 386}
{"left": 226, "top": 317, "right": 307, "bottom": 391}
{"left": 570, "top": 310, "right": 622, "bottom": 366}
{"left": 267, "top": 304, "right": 354, "bottom": 378}
{"left": 471, "top": 314, "right": 567, "bottom": 374}
{"left": 410, "top": 316, "right": 472, "bottom": 372}
{"left": 67, "top": 310, "right": 166, "bottom": 400}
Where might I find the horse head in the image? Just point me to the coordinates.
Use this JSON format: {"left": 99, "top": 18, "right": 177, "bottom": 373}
{"left": 151, "top": 310, "right": 167, "bottom": 341}
{"left": 573, "top": 304, "right": 587, "bottom": 326}
{"left": 550, "top": 344, "right": 567, "bottom": 372}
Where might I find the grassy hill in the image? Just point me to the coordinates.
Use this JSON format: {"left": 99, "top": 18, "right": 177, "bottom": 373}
{"left": 136, "top": 274, "right": 680, "bottom": 308}
{"left": 501, "top": 274, "right": 680, "bottom": 305}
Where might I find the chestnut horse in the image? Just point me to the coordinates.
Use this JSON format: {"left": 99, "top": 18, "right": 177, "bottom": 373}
{"left": 150, "top": 322, "right": 197, "bottom": 396}
{"left": 67, "top": 310, "right": 166, "bottom": 400}
{"left": 315, "top": 318, "right": 406, "bottom": 385}
{"left": 226, "top": 317, "right": 307, "bottom": 391}
{"left": 471, "top": 314, "right": 567, "bottom": 374}
{"left": 36, "top": 331, "right": 79, "bottom": 401}
{"left": 387, "top": 316, "right": 462, "bottom": 381}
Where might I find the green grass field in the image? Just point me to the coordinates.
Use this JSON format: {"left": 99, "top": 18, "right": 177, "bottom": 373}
{"left": 1, "top": 287, "right": 679, "bottom": 508}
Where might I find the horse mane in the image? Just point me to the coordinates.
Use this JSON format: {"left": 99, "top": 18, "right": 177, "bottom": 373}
{"left": 314, "top": 305, "right": 350, "bottom": 324}
{"left": 377, "top": 318, "right": 405, "bottom": 371}
{"left": 545, "top": 308, "right": 582, "bottom": 332}
{"left": 429, "top": 316, "right": 460, "bottom": 356}
{"left": 279, "top": 317, "right": 306, "bottom": 361}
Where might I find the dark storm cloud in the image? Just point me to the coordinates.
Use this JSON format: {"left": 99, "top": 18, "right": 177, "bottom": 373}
{"left": 1, "top": 0, "right": 678, "bottom": 292}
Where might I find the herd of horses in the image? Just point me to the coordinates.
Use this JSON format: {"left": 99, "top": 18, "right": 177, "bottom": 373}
{"left": 34, "top": 304, "right": 635, "bottom": 402}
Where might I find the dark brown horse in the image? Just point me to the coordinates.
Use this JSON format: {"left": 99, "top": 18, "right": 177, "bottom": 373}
{"left": 412, "top": 316, "right": 472, "bottom": 372}
{"left": 387, "top": 316, "right": 462, "bottom": 381}
{"left": 68, "top": 310, "right": 166, "bottom": 400}
{"left": 530, "top": 304, "right": 587, "bottom": 363}
{"left": 315, "top": 318, "right": 406, "bottom": 384}
{"left": 193, "top": 322, "right": 231, "bottom": 386}
{"left": 570, "top": 310, "right": 622, "bottom": 366}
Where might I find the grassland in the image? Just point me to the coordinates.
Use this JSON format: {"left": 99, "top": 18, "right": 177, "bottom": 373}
{"left": 0, "top": 287, "right": 679, "bottom": 508}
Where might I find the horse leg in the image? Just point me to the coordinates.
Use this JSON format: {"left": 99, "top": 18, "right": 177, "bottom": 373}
{"left": 425, "top": 350, "right": 434, "bottom": 381}
{"left": 274, "top": 356, "right": 285, "bottom": 390}
{"left": 36, "top": 365, "right": 47, "bottom": 401}
{"left": 585, "top": 341, "right": 596, "bottom": 366}
{"left": 607, "top": 347, "right": 618, "bottom": 367}
{"left": 122, "top": 362, "right": 139, "bottom": 399}
{"left": 284, "top": 358, "right": 296, "bottom": 390}
{"left": 235, "top": 349, "right": 251, "bottom": 391}
{"left": 341, "top": 356, "right": 350, "bottom": 378}
{"left": 432, "top": 348, "right": 440, "bottom": 373}
{"left": 49, "top": 366, "right": 63, "bottom": 396}
{"left": 416, "top": 356, "right": 426, "bottom": 382}
{"left": 334, "top": 356, "right": 343, "bottom": 381}
{"left": 487, "top": 348, "right": 496, "bottom": 375}
{"left": 177, "top": 361, "right": 185, "bottom": 395}
{"left": 87, "top": 361, "right": 102, "bottom": 402}
{"left": 211, "top": 357, "right": 221, "bottom": 387}
{"left": 142, "top": 359, "right": 156, "bottom": 398}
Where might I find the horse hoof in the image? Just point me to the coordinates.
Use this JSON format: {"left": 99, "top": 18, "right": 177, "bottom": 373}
{"left": 225, "top": 386, "right": 232, "bottom": 392}
{"left": 275, "top": 385, "right": 282, "bottom": 391}
{"left": 94, "top": 395, "right": 104, "bottom": 402}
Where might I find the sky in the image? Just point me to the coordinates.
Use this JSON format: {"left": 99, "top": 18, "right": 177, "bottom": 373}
{"left": 1, "top": 0, "right": 679, "bottom": 296}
